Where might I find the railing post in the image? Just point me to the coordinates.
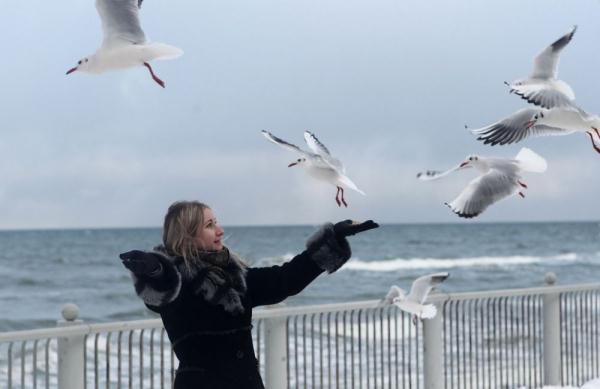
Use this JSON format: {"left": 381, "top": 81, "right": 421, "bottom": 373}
{"left": 543, "top": 273, "right": 561, "bottom": 386}
{"left": 263, "top": 304, "right": 288, "bottom": 389}
{"left": 57, "top": 303, "right": 85, "bottom": 389}
{"left": 423, "top": 302, "right": 444, "bottom": 389}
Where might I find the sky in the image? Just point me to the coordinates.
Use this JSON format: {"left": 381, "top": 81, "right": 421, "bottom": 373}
{"left": 1, "top": 0, "right": 599, "bottom": 229}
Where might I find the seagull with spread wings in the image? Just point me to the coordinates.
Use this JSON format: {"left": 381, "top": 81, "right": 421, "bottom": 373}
{"left": 417, "top": 148, "right": 547, "bottom": 218}
{"left": 382, "top": 272, "right": 449, "bottom": 324}
{"left": 506, "top": 25, "right": 577, "bottom": 109}
{"left": 261, "top": 130, "right": 365, "bottom": 207}
{"left": 66, "top": 0, "right": 183, "bottom": 88}
{"left": 470, "top": 26, "right": 600, "bottom": 154}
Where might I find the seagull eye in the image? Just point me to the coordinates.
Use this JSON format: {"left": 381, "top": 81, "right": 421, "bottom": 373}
{"left": 78, "top": 60, "right": 82, "bottom": 65}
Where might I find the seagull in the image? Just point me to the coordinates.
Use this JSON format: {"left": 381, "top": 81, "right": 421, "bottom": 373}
{"left": 261, "top": 130, "right": 365, "bottom": 207}
{"left": 382, "top": 272, "right": 449, "bottom": 324}
{"left": 66, "top": 0, "right": 183, "bottom": 88}
{"left": 469, "top": 107, "right": 600, "bottom": 154}
{"left": 417, "top": 148, "right": 547, "bottom": 218}
{"left": 506, "top": 26, "right": 577, "bottom": 109}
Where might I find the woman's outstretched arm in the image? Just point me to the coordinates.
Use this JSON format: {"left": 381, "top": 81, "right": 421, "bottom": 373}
{"left": 120, "top": 250, "right": 182, "bottom": 311}
{"left": 246, "top": 220, "right": 378, "bottom": 307}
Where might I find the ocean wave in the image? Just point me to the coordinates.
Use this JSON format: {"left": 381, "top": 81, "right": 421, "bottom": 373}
{"left": 251, "top": 253, "right": 295, "bottom": 267}
{"left": 343, "top": 253, "right": 578, "bottom": 272}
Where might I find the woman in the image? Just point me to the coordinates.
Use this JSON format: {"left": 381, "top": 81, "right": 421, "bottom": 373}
{"left": 120, "top": 200, "right": 378, "bottom": 389}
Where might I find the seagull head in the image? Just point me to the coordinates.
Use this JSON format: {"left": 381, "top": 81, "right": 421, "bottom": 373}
{"left": 66, "top": 57, "right": 92, "bottom": 75}
{"left": 525, "top": 111, "right": 544, "bottom": 129}
{"left": 392, "top": 288, "right": 407, "bottom": 302}
{"left": 288, "top": 157, "right": 307, "bottom": 167}
{"left": 459, "top": 155, "right": 479, "bottom": 168}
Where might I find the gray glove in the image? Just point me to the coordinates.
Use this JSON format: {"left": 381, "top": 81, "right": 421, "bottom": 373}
{"left": 119, "top": 250, "right": 163, "bottom": 278}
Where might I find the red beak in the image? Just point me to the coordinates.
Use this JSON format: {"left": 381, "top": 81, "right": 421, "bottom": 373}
{"left": 288, "top": 162, "right": 297, "bottom": 167}
{"left": 66, "top": 67, "right": 77, "bottom": 75}
{"left": 459, "top": 162, "right": 469, "bottom": 168}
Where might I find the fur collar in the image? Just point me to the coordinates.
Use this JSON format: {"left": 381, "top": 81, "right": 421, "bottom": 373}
{"left": 154, "top": 246, "right": 248, "bottom": 315}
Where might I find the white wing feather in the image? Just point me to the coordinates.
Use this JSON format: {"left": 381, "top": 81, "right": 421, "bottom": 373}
{"left": 531, "top": 25, "right": 577, "bottom": 79}
{"left": 407, "top": 273, "right": 449, "bottom": 304}
{"left": 446, "top": 170, "right": 520, "bottom": 218}
{"left": 96, "top": 0, "right": 146, "bottom": 48}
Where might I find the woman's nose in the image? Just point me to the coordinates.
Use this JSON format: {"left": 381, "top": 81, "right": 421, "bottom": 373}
{"left": 217, "top": 226, "right": 224, "bottom": 236}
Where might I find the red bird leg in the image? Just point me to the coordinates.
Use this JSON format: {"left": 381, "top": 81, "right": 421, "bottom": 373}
{"left": 586, "top": 131, "right": 600, "bottom": 154}
{"left": 518, "top": 181, "right": 528, "bottom": 188}
{"left": 593, "top": 127, "right": 600, "bottom": 139}
{"left": 143, "top": 62, "right": 165, "bottom": 88}
{"left": 340, "top": 187, "right": 348, "bottom": 207}
{"left": 335, "top": 187, "right": 342, "bottom": 207}
{"left": 518, "top": 192, "right": 525, "bottom": 198}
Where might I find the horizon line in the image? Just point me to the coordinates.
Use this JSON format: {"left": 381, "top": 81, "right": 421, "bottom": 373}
{"left": 0, "top": 218, "right": 598, "bottom": 232}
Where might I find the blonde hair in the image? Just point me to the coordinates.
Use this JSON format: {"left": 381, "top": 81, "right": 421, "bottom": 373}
{"left": 162, "top": 201, "right": 210, "bottom": 261}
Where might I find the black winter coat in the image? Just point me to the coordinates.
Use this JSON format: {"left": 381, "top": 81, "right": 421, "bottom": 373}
{"left": 128, "top": 223, "right": 352, "bottom": 389}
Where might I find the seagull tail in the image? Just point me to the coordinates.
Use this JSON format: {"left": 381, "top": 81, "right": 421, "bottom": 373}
{"left": 421, "top": 304, "right": 437, "bottom": 320}
{"left": 144, "top": 43, "right": 184, "bottom": 61}
{"left": 515, "top": 147, "right": 547, "bottom": 173}
{"left": 338, "top": 174, "right": 366, "bottom": 195}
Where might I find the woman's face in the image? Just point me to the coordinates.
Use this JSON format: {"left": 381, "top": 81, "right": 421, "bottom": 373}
{"left": 194, "top": 208, "right": 224, "bottom": 251}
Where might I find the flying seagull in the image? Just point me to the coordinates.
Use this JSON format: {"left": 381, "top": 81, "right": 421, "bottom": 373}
{"left": 262, "top": 130, "right": 365, "bottom": 207}
{"left": 469, "top": 107, "right": 600, "bottom": 154}
{"left": 506, "top": 26, "right": 577, "bottom": 109}
{"left": 417, "top": 148, "right": 547, "bottom": 218}
{"left": 66, "top": 0, "right": 183, "bottom": 88}
{"left": 382, "top": 272, "right": 450, "bottom": 324}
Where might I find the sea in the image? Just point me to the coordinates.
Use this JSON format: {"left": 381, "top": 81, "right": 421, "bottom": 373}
{"left": 1, "top": 221, "right": 599, "bottom": 332}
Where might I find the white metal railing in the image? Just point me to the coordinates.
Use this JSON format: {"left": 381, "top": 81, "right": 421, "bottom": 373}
{"left": 2, "top": 275, "right": 600, "bottom": 389}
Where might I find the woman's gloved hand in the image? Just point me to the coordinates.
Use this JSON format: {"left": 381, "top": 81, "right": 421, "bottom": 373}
{"left": 333, "top": 219, "right": 379, "bottom": 239}
{"left": 119, "top": 250, "right": 163, "bottom": 278}
{"left": 307, "top": 220, "right": 379, "bottom": 273}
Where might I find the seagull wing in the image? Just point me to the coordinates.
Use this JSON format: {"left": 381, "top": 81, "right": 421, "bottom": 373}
{"left": 509, "top": 83, "right": 575, "bottom": 109}
{"left": 380, "top": 285, "right": 405, "bottom": 306}
{"left": 304, "top": 131, "right": 345, "bottom": 172}
{"left": 416, "top": 165, "right": 462, "bottom": 181}
{"left": 470, "top": 108, "right": 571, "bottom": 146}
{"left": 337, "top": 173, "right": 366, "bottom": 195}
{"left": 262, "top": 130, "right": 313, "bottom": 158}
{"left": 96, "top": 0, "right": 146, "bottom": 49}
{"left": 304, "top": 131, "right": 331, "bottom": 156}
{"left": 407, "top": 273, "right": 449, "bottom": 304}
{"left": 531, "top": 25, "right": 577, "bottom": 79}
{"left": 446, "top": 169, "right": 522, "bottom": 218}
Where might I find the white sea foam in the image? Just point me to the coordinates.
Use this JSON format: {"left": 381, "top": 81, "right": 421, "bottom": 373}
{"left": 252, "top": 253, "right": 295, "bottom": 266}
{"left": 343, "top": 253, "right": 578, "bottom": 272}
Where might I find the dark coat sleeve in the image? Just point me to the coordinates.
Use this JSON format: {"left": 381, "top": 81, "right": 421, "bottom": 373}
{"left": 246, "top": 251, "right": 323, "bottom": 307}
{"left": 128, "top": 251, "right": 183, "bottom": 310}
{"left": 245, "top": 223, "right": 353, "bottom": 307}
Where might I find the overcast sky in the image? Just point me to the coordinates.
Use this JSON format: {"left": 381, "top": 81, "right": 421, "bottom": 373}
{"left": 1, "top": 0, "right": 599, "bottom": 229}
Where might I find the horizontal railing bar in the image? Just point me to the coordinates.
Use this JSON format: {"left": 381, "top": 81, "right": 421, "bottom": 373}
{"left": 427, "top": 282, "right": 600, "bottom": 303}
{"left": 2, "top": 282, "right": 599, "bottom": 343}
{"left": 0, "top": 319, "right": 163, "bottom": 343}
